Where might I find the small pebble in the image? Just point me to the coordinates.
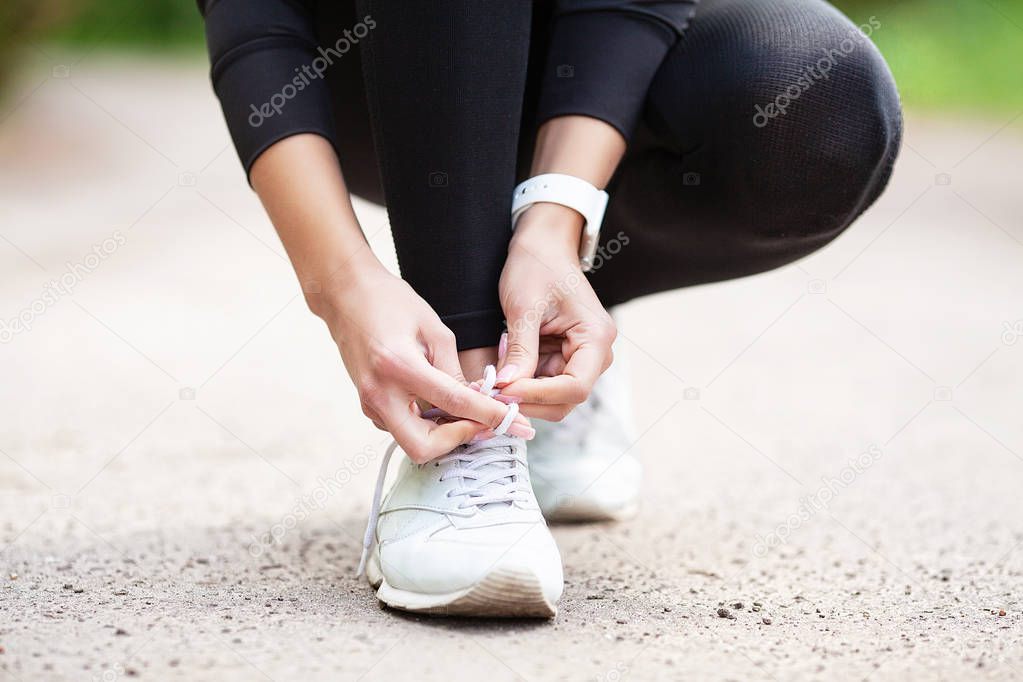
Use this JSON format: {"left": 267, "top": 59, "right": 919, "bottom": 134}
{"left": 731, "top": 602, "right": 744, "bottom": 610}
{"left": 762, "top": 617, "right": 773, "bottom": 625}
{"left": 999, "top": 610, "right": 1006, "bottom": 617}
{"left": 114, "top": 628, "right": 128, "bottom": 636}
{"left": 717, "top": 608, "right": 735, "bottom": 620}
{"left": 616, "top": 619, "right": 628, "bottom": 625}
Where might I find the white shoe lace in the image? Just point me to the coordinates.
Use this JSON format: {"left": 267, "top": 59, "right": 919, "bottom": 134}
{"left": 356, "top": 365, "right": 524, "bottom": 576}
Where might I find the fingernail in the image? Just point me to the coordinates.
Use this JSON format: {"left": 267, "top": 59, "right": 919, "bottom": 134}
{"left": 498, "top": 332, "right": 508, "bottom": 361}
{"left": 494, "top": 393, "right": 522, "bottom": 405}
{"left": 495, "top": 364, "right": 518, "bottom": 384}
{"left": 507, "top": 423, "right": 535, "bottom": 440}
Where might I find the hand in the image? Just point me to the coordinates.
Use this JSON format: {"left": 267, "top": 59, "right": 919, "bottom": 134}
{"left": 496, "top": 203, "right": 617, "bottom": 420}
{"left": 249, "top": 135, "right": 529, "bottom": 462}
{"left": 318, "top": 259, "right": 533, "bottom": 463}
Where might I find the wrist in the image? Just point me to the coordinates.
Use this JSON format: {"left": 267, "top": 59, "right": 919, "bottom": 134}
{"left": 510, "top": 203, "right": 583, "bottom": 259}
{"left": 304, "top": 251, "right": 387, "bottom": 321}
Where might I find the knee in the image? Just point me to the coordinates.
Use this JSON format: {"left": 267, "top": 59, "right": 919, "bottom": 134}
{"left": 740, "top": 2, "right": 903, "bottom": 242}
{"left": 647, "top": 0, "right": 903, "bottom": 248}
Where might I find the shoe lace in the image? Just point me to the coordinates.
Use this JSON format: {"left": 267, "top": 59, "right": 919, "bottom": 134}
{"left": 356, "top": 365, "right": 522, "bottom": 576}
{"left": 436, "top": 436, "right": 531, "bottom": 509}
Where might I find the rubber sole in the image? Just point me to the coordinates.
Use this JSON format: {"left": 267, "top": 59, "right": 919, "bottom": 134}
{"left": 366, "top": 552, "right": 557, "bottom": 618}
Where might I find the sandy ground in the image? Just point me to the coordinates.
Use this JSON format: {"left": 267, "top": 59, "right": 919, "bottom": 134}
{"left": 1, "top": 52, "right": 1022, "bottom": 681}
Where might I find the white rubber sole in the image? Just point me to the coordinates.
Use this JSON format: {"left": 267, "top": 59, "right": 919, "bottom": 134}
{"left": 366, "top": 551, "right": 557, "bottom": 618}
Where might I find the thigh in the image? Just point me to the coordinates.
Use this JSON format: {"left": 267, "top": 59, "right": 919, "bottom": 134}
{"left": 314, "top": 0, "right": 384, "bottom": 204}
{"left": 589, "top": 0, "right": 902, "bottom": 306}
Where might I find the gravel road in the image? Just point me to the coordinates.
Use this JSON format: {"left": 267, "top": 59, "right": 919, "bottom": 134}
{"left": 1, "top": 55, "right": 1021, "bottom": 681}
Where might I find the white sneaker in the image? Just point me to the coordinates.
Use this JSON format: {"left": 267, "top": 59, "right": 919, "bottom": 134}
{"left": 358, "top": 435, "right": 564, "bottom": 617}
{"left": 528, "top": 348, "right": 642, "bottom": 522}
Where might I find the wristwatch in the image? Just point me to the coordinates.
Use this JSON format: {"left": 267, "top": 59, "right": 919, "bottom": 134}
{"left": 510, "top": 173, "right": 609, "bottom": 272}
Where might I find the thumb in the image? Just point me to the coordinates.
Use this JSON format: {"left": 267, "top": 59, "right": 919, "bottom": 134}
{"left": 424, "top": 322, "right": 466, "bottom": 384}
{"left": 495, "top": 313, "right": 539, "bottom": 387}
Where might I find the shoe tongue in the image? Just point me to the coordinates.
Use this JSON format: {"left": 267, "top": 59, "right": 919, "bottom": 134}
{"left": 453, "top": 435, "right": 523, "bottom": 511}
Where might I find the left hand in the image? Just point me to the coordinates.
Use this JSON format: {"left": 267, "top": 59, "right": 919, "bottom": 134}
{"left": 495, "top": 203, "right": 617, "bottom": 420}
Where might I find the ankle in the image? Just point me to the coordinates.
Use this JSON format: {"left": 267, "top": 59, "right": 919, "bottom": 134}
{"left": 457, "top": 346, "right": 499, "bottom": 382}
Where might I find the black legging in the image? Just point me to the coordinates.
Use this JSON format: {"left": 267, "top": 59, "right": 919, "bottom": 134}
{"left": 204, "top": 0, "right": 902, "bottom": 349}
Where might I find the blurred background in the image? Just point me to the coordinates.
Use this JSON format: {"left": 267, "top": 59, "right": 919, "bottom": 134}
{"left": 1, "top": 1, "right": 1021, "bottom": 681}
{"left": 3, "top": 0, "right": 1022, "bottom": 110}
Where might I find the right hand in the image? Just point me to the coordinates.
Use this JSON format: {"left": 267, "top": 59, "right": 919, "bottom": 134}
{"left": 315, "top": 260, "right": 533, "bottom": 463}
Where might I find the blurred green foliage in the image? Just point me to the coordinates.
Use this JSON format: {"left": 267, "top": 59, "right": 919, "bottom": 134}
{"left": 839, "top": 0, "right": 1023, "bottom": 112}
{"left": 3, "top": 0, "right": 1022, "bottom": 112}
{"left": 46, "top": 0, "right": 203, "bottom": 47}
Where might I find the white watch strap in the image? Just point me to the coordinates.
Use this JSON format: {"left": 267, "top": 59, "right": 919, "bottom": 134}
{"left": 510, "top": 173, "right": 609, "bottom": 272}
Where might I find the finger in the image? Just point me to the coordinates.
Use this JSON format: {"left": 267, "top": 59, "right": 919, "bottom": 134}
{"left": 463, "top": 419, "right": 536, "bottom": 441}
{"left": 426, "top": 402, "right": 533, "bottom": 432}
{"left": 562, "top": 341, "right": 611, "bottom": 388}
{"left": 423, "top": 323, "right": 466, "bottom": 383}
{"left": 535, "top": 351, "right": 567, "bottom": 377}
{"left": 517, "top": 402, "right": 575, "bottom": 421}
{"left": 389, "top": 408, "right": 534, "bottom": 463}
{"left": 501, "top": 342, "right": 608, "bottom": 406}
{"left": 423, "top": 417, "right": 533, "bottom": 450}
{"left": 496, "top": 304, "right": 541, "bottom": 387}
{"left": 381, "top": 397, "right": 484, "bottom": 463}
{"left": 375, "top": 348, "right": 524, "bottom": 432}
{"left": 403, "top": 359, "right": 530, "bottom": 433}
